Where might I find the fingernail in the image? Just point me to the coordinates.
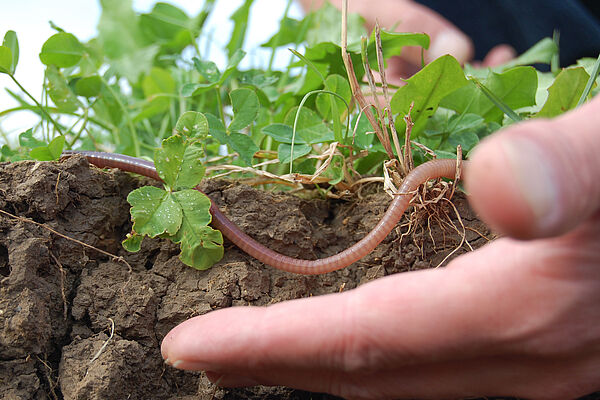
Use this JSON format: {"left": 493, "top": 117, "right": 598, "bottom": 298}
{"left": 501, "top": 137, "right": 561, "bottom": 232}
{"left": 427, "top": 30, "right": 472, "bottom": 63}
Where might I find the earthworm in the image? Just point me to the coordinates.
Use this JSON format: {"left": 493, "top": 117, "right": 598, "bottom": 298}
{"left": 62, "top": 151, "right": 464, "bottom": 274}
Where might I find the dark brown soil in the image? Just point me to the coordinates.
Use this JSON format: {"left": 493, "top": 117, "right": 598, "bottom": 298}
{"left": 0, "top": 155, "right": 594, "bottom": 400}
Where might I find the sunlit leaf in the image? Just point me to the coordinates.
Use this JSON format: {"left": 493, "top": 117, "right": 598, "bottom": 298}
{"left": 391, "top": 55, "right": 468, "bottom": 135}
{"left": 229, "top": 87, "right": 260, "bottom": 131}
{"left": 175, "top": 111, "right": 209, "bottom": 138}
{"left": 39, "top": 32, "right": 84, "bottom": 68}
{"left": 154, "top": 135, "right": 205, "bottom": 190}
{"left": 441, "top": 66, "right": 537, "bottom": 122}
{"left": 226, "top": 0, "right": 254, "bottom": 58}
{"left": 45, "top": 65, "right": 81, "bottom": 112}
{"left": 2, "top": 30, "right": 19, "bottom": 74}
{"left": 73, "top": 75, "right": 102, "bottom": 97}
{"left": 127, "top": 186, "right": 182, "bottom": 237}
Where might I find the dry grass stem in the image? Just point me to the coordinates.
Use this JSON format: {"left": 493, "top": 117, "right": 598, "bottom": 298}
{"left": 90, "top": 318, "right": 115, "bottom": 364}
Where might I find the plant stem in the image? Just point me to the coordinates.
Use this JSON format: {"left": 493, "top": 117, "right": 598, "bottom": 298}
{"left": 215, "top": 86, "right": 226, "bottom": 127}
{"left": 577, "top": 53, "right": 600, "bottom": 107}
{"left": 0, "top": 105, "right": 114, "bottom": 131}
{"left": 9, "top": 74, "right": 64, "bottom": 136}
{"left": 99, "top": 75, "right": 140, "bottom": 156}
{"left": 267, "top": 0, "right": 293, "bottom": 74}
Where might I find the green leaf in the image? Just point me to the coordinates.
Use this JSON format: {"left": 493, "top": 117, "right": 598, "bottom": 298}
{"left": 176, "top": 225, "right": 224, "bottom": 270}
{"left": 261, "top": 16, "right": 307, "bottom": 48}
{"left": 228, "top": 132, "right": 258, "bottom": 166}
{"left": 97, "top": 0, "right": 156, "bottom": 82}
{"left": 142, "top": 67, "right": 176, "bottom": 97}
{"left": 205, "top": 112, "right": 228, "bottom": 144}
{"left": 140, "top": 2, "right": 190, "bottom": 41}
{"left": 441, "top": 66, "right": 538, "bottom": 123}
{"left": 192, "top": 58, "right": 220, "bottom": 83}
{"left": 278, "top": 143, "right": 312, "bottom": 164}
{"left": 316, "top": 74, "right": 351, "bottom": 120}
{"left": 29, "top": 136, "right": 65, "bottom": 161}
{"left": 434, "top": 150, "right": 458, "bottom": 159}
{"left": 127, "top": 186, "right": 182, "bottom": 237}
{"left": 470, "top": 78, "right": 523, "bottom": 122}
{"left": 351, "top": 114, "right": 375, "bottom": 149}
{"left": 284, "top": 107, "right": 334, "bottom": 144}
{"left": 391, "top": 55, "right": 468, "bottom": 135}
{"left": 229, "top": 88, "right": 260, "bottom": 131}
{"left": 537, "top": 67, "right": 590, "bottom": 118}
{"left": 122, "top": 232, "right": 143, "bottom": 252}
{"left": 134, "top": 67, "right": 176, "bottom": 121}
{"left": 172, "top": 189, "right": 213, "bottom": 226}
{"left": 47, "top": 135, "right": 66, "bottom": 158}
{"left": 366, "top": 30, "right": 429, "bottom": 70}
{"left": 19, "top": 129, "right": 45, "bottom": 148}
{"left": 221, "top": 49, "right": 246, "bottom": 83}
{"left": 445, "top": 130, "right": 479, "bottom": 153}
{"left": 0, "top": 46, "right": 12, "bottom": 74}
{"left": 226, "top": 0, "right": 254, "bottom": 58}
{"left": 175, "top": 111, "right": 209, "bottom": 138}
{"left": 295, "top": 42, "right": 364, "bottom": 93}
{"left": 45, "top": 65, "right": 81, "bottom": 112}
{"left": 182, "top": 49, "right": 245, "bottom": 97}
{"left": 98, "top": 0, "right": 145, "bottom": 59}
{"left": 262, "top": 123, "right": 307, "bottom": 144}
{"left": 2, "top": 30, "right": 19, "bottom": 74}
{"left": 154, "top": 135, "right": 205, "bottom": 190}
{"left": 305, "top": 2, "right": 365, "bottom": 48}
{"left": 39, "top": 32, "right": 84, "bottom": 68}
{"left": 73, "top": 75, "right": 103, "bottom": 97}
{"left": 110, "top": 45, "right": 159, "bottom": 84}
{"left": 499, "top": 38, "right": 558, "bottom": 70}
{"left": 171, "top": 189, "right": 223, "bottom": 270}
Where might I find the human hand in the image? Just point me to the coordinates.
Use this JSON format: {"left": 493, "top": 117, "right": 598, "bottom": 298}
{"left": 298, "top": 0, "right": 515, "bottom": 81}
{"left": 161, "top": 94, "right": 600, "bottom": 399}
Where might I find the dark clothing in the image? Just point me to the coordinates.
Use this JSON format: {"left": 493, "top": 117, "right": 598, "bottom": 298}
{"left": 415, "top": 0, "right": 600, "bottom": 66}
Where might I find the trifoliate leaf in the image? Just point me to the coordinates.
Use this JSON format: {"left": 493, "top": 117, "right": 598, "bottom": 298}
{"left": 127, "top": 186, "right": 182, "bottom": 237}
{"left": 175, "top": 111, "right": 209, "bottom": 139}
{"left": 154, "top": 135, "right": 205, "bottom": 190}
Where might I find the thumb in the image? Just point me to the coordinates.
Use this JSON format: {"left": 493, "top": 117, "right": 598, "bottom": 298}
{"left": 465, "top": 96, "right": 600, "bottom": 239}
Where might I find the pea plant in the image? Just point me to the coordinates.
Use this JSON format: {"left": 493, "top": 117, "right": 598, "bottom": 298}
{"left": 1, "top": 0, "right": 598, "bottom": 269}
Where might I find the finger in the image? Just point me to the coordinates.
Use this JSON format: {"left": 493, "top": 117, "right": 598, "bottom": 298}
{"left": 299, "top": 0, "right": 473, "bottom": 66}
{"left": 160, "top": 242, "right": 531, "bottom": 388}
{"left": 481, "top": 44, "right": 516, "bottom": 67}
{"left": 208, "top": 354, "right": 599, "bottom": 400}
{"left": 465, "top": 95, "right": 600, "bottom": 239}
{"left": 161, "top": 232, "right": 600, "bottom": 397}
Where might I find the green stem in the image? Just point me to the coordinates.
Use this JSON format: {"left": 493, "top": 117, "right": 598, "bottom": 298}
{"left": 0, "top": 105, "right": 114, "bottom": 131}
{"left": 67, "top": 109, "right": 90, "bottom": 148}
{"left": 9, "top": 74, "right": 64, "bottom": 136}
{"left": 267, "top": 0, "right": 293, "bottom": 73}
{"left": 215, "top": 86, "right": 226, "bottom": 127}
{"left": 577, "top": 53, "right": 600, "bottom": 107}
{"left": 99, "top": 75, "right": 140, "bottom": 156}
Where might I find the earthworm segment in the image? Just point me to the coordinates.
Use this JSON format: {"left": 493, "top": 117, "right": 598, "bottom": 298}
{"left": 63, "top": 151, "right": 464, "bottom": 274}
